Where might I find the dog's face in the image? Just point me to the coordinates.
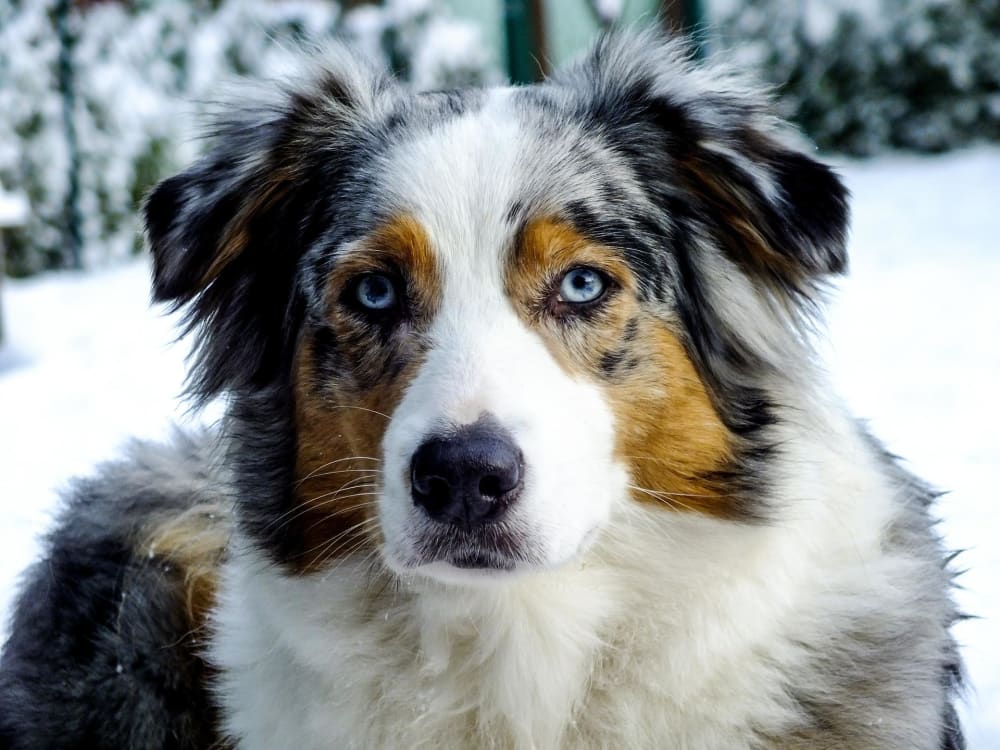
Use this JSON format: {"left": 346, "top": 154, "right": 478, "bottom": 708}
{"left": 145, "top": 34, "right": 848, "bottom": 581}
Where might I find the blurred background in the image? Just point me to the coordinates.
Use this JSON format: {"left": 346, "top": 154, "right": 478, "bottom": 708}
{"left": 2, "top": 0, "right": 998, "bottom": 278}
{"left": 0, "top": 0, "right": 998, "bottom": 745}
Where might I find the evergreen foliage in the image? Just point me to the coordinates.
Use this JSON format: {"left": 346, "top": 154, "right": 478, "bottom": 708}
{"left": 0, "top": 0, "right": 492, "bottom": 277}
{"left": 713, "top": 0, "right": 1000, "bottom": 155}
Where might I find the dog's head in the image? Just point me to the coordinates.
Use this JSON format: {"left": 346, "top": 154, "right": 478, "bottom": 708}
{"left": 145, "top": 33, "right": 848, "bottom": 581}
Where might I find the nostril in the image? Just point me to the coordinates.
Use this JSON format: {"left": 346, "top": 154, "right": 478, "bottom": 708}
{"left": 478, "top": 457, "right": 522, "bottom": 498}
{"left": 411, "top": 463, "right": 451, "bottom": 504}
{"left": 411, "top": 471, "right": 435, "bottom": 497}
{"left": 478, "top": 474, "right": 503, "bottom": 498}
{"left": 423, "top": 476, "right": 451, "bottom": 507}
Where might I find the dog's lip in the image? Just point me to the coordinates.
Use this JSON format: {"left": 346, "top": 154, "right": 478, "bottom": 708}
{"left": 447, "top": 551, "right": 516, "bottom": 570}
{"left": 407, "top": 536, "right": 523, "bottom": 572}
{"left": 409, "top": 520, "right": 527, "bottom": 569}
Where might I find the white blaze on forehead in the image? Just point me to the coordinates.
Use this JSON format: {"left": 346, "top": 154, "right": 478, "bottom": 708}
{"left": 376, "top": 89, "right": 628, "bottom": 576}
{"left": 379, "top": 88, "right": 524, "bottom": 289}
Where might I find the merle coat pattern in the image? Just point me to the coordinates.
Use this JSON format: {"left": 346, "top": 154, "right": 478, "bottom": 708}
{"left": 1, "top": 31, "right": 963, "bottom": 750}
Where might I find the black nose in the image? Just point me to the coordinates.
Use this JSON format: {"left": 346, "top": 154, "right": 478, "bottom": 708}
{"left": 410, "top": 419, "right": 524, "bottom": 529}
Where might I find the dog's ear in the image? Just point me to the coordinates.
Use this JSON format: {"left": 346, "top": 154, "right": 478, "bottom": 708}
{"left": 144, "top": 126, "right": 291, "bottom": 306}
{"left": 144, "top": 53, "right": 394, "bottom": 402}
{"left": 564, "top": 31, "right": 849, "bottom": 301}
{"left": 665, "top": 108, "right": 849, "bottom": 300}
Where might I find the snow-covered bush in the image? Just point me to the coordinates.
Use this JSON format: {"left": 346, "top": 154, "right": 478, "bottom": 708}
{"left": 0, "top": 0, "right": 495, "bottom": 277}
{"left": 711, "top": 0, "right": 1000, "bottom": 155}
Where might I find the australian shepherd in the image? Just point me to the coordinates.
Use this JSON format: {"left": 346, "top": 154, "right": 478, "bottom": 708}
{"left": 0, "top": 31, "right": 964, "bottom": 750}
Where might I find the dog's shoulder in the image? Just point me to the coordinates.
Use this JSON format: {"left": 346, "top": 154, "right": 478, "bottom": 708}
{"left": 0, "top": 431, "right": 230, "bottom": 750}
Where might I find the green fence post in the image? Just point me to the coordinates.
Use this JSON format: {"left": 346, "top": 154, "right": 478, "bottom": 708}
{"left": 662, "top": 0, "right": 708, "bottom": 58}
{"left": 682, "top": 0, "right": 707, "bottom": 57}
{"left": 503, "top": 0, "right": 541, "bottom": 84}
{"left": 55, "top": 0, "right": 83, "bottom": 270}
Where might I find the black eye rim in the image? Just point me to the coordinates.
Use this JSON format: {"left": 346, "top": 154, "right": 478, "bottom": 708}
{"left": 550, "top": 265, "right": 616, "bottom": 316}
{"left": 342, "top": 271, "right": 407, "bottom": 318}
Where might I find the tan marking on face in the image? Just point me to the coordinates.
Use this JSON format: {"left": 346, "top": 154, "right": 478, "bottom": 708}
{"left": 605, "top": 324, "right": 737, "bottom": 517}
{"left": 508, "top": 217, "right": 635, "bottom": 317}
{"left": 143, "top": 502, "right": 231, "bottom": 625}
{"left": 507, "top": 217, "right": 637, "bottom": 371}
{"left": 293, "top": 215, "right": 439, "bottom": 572}
{"left": 324, "top": 213, "right": 440, "bottom": 314}
{"left": 507, "top": 217, "right": 737, "bottom": 518}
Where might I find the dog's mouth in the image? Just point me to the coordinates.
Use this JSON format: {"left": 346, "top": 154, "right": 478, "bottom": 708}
{"left": 447, "top": 552, "right": 516, "bottom": 571}
{"left": 407, "top": 523, "right": 532, "bottom": 573}
{"left": 396, "top": 521, "right": 603, "bottom": 577}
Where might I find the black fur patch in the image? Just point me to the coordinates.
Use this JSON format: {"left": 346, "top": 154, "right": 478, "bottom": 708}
{"left": 225, "top": 383, "right": 304, "bottom": 566}
{"left": 599, "top": 347, "right": 630, "bottom": 378}
{"left": 622, "top": 317, "right": 639, "bottom": 342}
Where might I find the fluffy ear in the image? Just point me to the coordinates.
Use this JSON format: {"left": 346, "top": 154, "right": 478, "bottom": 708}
{"left": 667, "top": 114, "right": 850, "bottom": 300}
{"left": 568, "top": 31, "right": 850, "bottom": 301}
{"left": 144, "top": 134, "right": 302, "bottom": 403}
{"left": 144, "top": 53, "right": 393, "bottom": 402}
{"left": 144, "top": 124, "right": 291, "bottom": 306}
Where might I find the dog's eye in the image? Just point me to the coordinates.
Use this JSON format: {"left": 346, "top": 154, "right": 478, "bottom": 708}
{"left": 353, "top": 273, "right": 398, "bottom": 311}
{"left": 558, "top": 267, "right": 607, "bottom": 304}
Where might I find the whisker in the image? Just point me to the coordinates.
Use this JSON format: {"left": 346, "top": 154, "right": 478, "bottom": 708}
{"left": 305, "top": 481, "right": 380, "bottom": 506}
{"left": 299, "top": 496, "right": 381, "bottom": 536}
{"left": 361, "top": 556, "right": 397, "bottom": 603}
{"left": 266, "top": 476, "right": 380, "bottom": 532}
{"left": 327, "top": 405, "right": 392, "bottom": 420}
{"left": 297, "top": 517, "right": 381, "bottom": 560}
{"left": 267, "top": 485, "right": 380, "bottom": 535}
{"left": 304, "top": 468, "right": 383, "bottom": 481}
{"left": 301, "top": 517, "right": 382, "bottom": 564}
{"left": 295, "top": 456, "right": 382, "bottom": 487}
{"left": 627, "top": 484, "right": 702, "bottom": 514}
{"left": 318, "top": 473, "right": 379, "bottom": 493}
{"left": 316, "top": 535, "right": 379, "bottom": 569}
{"left": 636, "top": 488, "right": 721, "bottom": 499}
{"left": 321, "top": 545, "right": 386, "bottom": 586}
{"left": 272, "top": 499, "right": 380, "bottom": 539}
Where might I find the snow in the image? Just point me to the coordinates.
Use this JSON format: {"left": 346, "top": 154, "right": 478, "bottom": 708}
{"left": 1, "top": 148, "right": 998, "bottom": 744}
{"left": 798, "top": 0, "right": 887, "bottom": 44}
{"left": 0, "top": 184, "right": 29, "bottom": 228}
{"left": 0, "top": 262, "right": 207, "bottom": 617}
{"left": 591, "top": 0, "right": 626, "bottom": 26}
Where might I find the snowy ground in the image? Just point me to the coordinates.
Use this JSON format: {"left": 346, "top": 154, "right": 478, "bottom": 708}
{"left": 1, "top": 147, "right": 997, "bottom": 744}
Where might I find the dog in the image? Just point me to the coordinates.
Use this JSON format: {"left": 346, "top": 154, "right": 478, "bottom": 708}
{"left": 0, "top": 31, "right": 964, "bottom": 749}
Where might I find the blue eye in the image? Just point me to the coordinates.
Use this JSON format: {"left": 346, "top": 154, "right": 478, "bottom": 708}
{"left": 559, "top": 267, "right": 606, "bottom": 304}
{"left": 354, "top": 274, "right": 398, "bottom": 310}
